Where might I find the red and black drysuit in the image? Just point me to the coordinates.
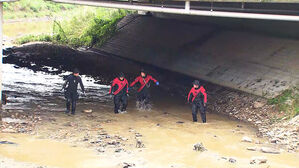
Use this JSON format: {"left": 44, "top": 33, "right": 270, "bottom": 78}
{"left": 187, "top": 86, "right": 207, "bottom": 122}
{"left": 130, "top": 75, "right": 158, "bottom": 105}
{"left": 109, "top": 77, "right": 129, "bottom": 114}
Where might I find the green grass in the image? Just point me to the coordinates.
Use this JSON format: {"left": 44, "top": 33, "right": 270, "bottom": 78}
{"left": 15, "top": 8, "right": 132, "bottom": 48}
{"left": 15, "top": 34, "right": 53, "bottom": 44}
{"left": 268, "top": 87, "right": 299, "bottom": 119}
{"left": 3, "top": 0, "right": 79, "bottom": 20}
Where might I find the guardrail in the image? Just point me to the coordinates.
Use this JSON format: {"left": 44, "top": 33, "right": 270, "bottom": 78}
{"left": 52, "top": 0, "right": 299, "bottom": 21}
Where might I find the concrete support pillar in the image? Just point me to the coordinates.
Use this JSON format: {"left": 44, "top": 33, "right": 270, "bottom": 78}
{"left": 185, "top": 0, "right": 190, "bottom": 11}
{"left": 0, "top": 2, "right": 3, "bottom": 104}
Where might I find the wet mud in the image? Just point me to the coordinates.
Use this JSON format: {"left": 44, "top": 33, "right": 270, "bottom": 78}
{"left": 1, "top": 91, "right": 298, "bottom": 168}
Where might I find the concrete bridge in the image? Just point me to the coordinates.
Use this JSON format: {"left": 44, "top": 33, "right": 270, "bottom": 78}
{"left": 52, "top": 0, "right": 299, "bottom": 21}
{"left": 1, "top": 0, "right": 299, "bottom": 103}
{"left": 50, "top": 0, "right": 299, "bottom": 98}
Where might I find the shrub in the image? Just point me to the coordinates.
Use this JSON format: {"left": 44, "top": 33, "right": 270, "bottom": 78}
{"left": 16, "top": 34, "right": 53, "bottom": 45}
{"left": 268, "top": 87, "right": 299, "bottom": 119}
{"left": 14, "top": 8, "right": 133, "bottom": 48}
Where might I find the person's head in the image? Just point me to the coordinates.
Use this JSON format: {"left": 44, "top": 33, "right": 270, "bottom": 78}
{"left": 73, "top": 68, "right": 80, "bottom": 76}
{"left": 140, "top": 68, "right": 146, "bottom": 77}
{"left": 119, "top": 72, "right": 125, "bottom": 80}
{"left": 193, "top": 80, "right": 200, "bottom": 88}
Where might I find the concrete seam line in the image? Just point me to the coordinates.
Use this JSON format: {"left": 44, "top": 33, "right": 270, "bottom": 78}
{"left": 52, "top": 0, "right": 299, "bottom": 21}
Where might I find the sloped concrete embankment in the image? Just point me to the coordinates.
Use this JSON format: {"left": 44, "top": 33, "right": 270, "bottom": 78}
{"left": 99, "top": 15, "right": 299, "bottom": 98}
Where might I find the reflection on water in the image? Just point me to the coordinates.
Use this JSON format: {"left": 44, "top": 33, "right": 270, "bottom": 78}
{"left": 2, "top": 63, "right": 110, "bottom": 110}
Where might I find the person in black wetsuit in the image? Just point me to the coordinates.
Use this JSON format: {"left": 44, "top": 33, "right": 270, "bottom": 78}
{"left": 109, "top": 72, "right": 129, "bottom": 114}
{"left": 62, "top": 68, "right": 85, "bottom": 115}
{"left": 187, "top": 80, "right": 207, "bottom": 123}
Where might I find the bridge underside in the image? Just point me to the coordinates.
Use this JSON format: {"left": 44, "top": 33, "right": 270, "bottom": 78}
{"left": 49, "top": 0, "right": 299, "bottom": 97}
{"left": 98, "top": 14, "right": 299, "bottom": 98}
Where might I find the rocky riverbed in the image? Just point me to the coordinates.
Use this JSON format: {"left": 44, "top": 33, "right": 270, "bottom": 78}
{"left": 210, "top": 90, "right": 299, "bottom": 153}
{"left": 0, "top": 43, "right": 298, "bottom": 167}
{"left": 1, "top": 92, "right": 298, "bottom": 168}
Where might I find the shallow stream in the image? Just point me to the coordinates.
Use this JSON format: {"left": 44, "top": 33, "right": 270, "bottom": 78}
{"left": 1, "top": 64, "right": 298, "bottom": 168}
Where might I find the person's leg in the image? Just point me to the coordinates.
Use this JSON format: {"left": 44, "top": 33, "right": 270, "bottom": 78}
{"left": 138, "top": 90, "right": 145, "bottom": 102}
{"left": 199, "top": 102, "right": 206, "bottom": 123}
{"left": 137, "top": 92, "right": 142, "bottom": 102}
{"left": 192, "top": 103, "right": 198, "bottom": 122}
{"left": 121, "top": 94, "right": 128, "bottom": 112}
{"left": 114, "top": 95, "right": 121, "bottom": 114}
{"left": 143, "top": 90, "right": 152, "bottom": 110}
{"left": 71, "top": 92, "right": 77, "bottom": 115}
{"left": 65, "top": 91, "right": 71, "bottom": 114}
{"left": 136, "top": 92, "right": 144, "bottom": 109}
{"left": 71, "top": 98, "right": 77, "bottom": 115}
{"left": 66, "top": 98, "right": 71, "bottom": 114}
{"left": 144, "top": 90, "right": 150, "bottom": 106}
{"left": 140, "top": 91, "right": 148, "bottom": 109}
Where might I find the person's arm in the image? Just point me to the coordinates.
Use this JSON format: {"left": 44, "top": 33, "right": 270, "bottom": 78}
{"left": 126, "top": 80, "right": 129, "bottom": 93}
{"left": 187, "top": 89, "right": 193, "bottom": 103}
{"left": 201, "top": 87, "right": 207, "bottom": 105}
{"left": 109, "top": 79, "right": 116, "bottom": 94}
{"left": 150, "top": 75, "right": 158, "bottom": 83}
{"left": 130, "top": 77, "right": 139, "bottom": 87}
{"left": 62, "top": 81, "right": 68, "bottom": 90}
{"left": 62, "top": 76, "right": 69, "bottom": 90}
{"left": 149, "top": 75, "right": 159, "bottom": 85}
{"left": 79, "top": 77, "right": 85, "bottom": 93}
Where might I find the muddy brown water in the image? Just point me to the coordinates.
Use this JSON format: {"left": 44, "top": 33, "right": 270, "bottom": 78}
{"left": 1, "top": 20, "right": 298, "bottom": 168}
{"left": 1, "top": 104, "right": 299, "bottom": 168}
{"left": 0, "top": 134, "right": 103, "bottom": 168}
{"left": 0, "top": 64, "right": 298, "bottom": 168}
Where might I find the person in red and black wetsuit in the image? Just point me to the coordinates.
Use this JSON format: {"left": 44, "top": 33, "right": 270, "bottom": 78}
{"left": 130, "top": 69, "right": 159, "bottom": 109}
{"left": 109, "top": 72, "right": 129, "bottom": 114}
{"left": 187, "top": 80, "right": 207, "bottom": 123}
